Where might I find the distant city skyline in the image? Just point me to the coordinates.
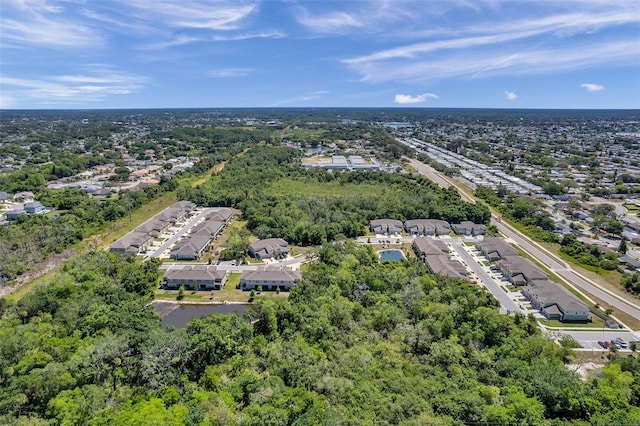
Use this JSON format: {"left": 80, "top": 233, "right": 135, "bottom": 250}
{"left": 1, "top": 0, "right": 639, "bottom": 110}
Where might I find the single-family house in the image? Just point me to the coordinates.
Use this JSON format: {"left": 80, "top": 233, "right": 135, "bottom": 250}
{"left": 240, "top": 266, "right": 302, "bottom": 291}
{"left": 5, "top": 209, "right": 26, "bottom": 220}
{"left": 24, "top": 201, "right": 46, "bottom": 215}
{"left": 249, "top": 238, "right": 289, "bottom": 260}
{"left": 163, "top": 266, "right": 228, "bottom": 290}
{"left": 14, "top": 191, "right": 34, "bottom": 202}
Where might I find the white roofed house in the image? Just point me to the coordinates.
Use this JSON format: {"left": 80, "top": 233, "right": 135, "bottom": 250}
{"left": 240, "top": 266, "right": 302, "bottom": 291}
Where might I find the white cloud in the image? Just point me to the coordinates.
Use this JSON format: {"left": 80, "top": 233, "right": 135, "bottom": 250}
{"left": 273, "top": 91, "right": 329, "bottom": 106}
{"left": 296, "top": 10, "right": 364, "bottom": 34}
{"left": 341, "top": 3, "right": 639, "bottom": 85}
{"left": 581, "top": 83, "right": 605, "bottom": 92}
{"left": 1, "top": 68, "right": 148, "bottom": 105}
{"left": 1, "top": 0, "right": 102, "bottom": 49}
{"left": 394, "top": 93, "right": 439, "bottom": 104}
{"left": 124, "top": 0, "right": 257, "bottom": 31}
{"left": 504, "top": 91, "right": 518, "bottom": 100}
{"left": 208, "top": 68, "right": 253, "bottom": 78}
{"left": 346, "top": 39, "right": 638, "bottom": 83}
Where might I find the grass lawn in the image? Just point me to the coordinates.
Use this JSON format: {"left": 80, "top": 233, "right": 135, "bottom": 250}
{"left": 540, "top": 315, "right": 606, "bottom": 329}
{"left": 624, "top": 203, "right": 639, "bottom": 213}
{"left": 265, "top": 177, "right": 382, "bottom": 198}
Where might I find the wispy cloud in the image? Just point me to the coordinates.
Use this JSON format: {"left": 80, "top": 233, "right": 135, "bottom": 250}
{"left": 347, "top": 39, "right": 638, "bottom": 83}
{"left": 296, "top": 10, "right": 363, "bottom": 34}
{"left": 504, "top": 91, "right": 518, "bottom": 100}
{"left": 342, "top": 3, "right": 639, "bottom": 84}
{"left": 394, "top": 93, "right": 439, "bottom": 104}
{"left": 273, "top": 90, "right": 329, "bottom": 106}
{"left": 124, "top": 0, "right": 257, "bottom": 31}
{"left": 1, "top": 67, "right": 148, "bottom": 104}
{"left": 581, "top": 83, "right": 605, "bottom": 92}
{"left": 1, "top": 0, "right": 102, "bottom": 49}
{"left": 211, "top": 30, "right": 285, "bottom": 41}
{"left": 208, "top": 68, "right": 253, "bottom": 78}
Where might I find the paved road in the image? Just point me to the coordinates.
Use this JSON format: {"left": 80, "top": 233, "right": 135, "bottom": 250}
{"left": 405, "top": 156, "right": 640, "bottom": 324}
{"left": 493, "top": 217, "right": 640, "bottom": 322}
{"left": 405, "top": 158, "right": 452, "bottom": 189}
{"left": 449, "top": 241, "right": 522, "bottom": 315}
{"left": 148, "top": 208, "right": 214, "bottom": 258}
{"left": 550, "top": 329, "right": 640, "bottom": 350}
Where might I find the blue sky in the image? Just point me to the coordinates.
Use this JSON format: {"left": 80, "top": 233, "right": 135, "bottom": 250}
{"left": 1, "top": 0, "right": 639, "bottom": 109}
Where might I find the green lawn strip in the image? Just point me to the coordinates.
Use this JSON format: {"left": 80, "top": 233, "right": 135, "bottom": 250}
{"left": 540, "top": 316, "right": 606, "bottom": 329}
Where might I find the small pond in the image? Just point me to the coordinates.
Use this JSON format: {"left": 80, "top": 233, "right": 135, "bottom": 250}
{"left": 378, "top": 249, "right": 405, "bottom": 262}
{"left": 157, "top": 302, "right": 252, "bottom": 328}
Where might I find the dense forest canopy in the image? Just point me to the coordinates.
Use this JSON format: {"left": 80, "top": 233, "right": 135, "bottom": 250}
{"left": 179, "top": 146, "right": 491, "bottom": 245}
{"left": 0, "top": 243, "right": 639, "bottom": 424}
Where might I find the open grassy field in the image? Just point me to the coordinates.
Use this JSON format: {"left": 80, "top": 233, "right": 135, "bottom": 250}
{"left": 274, "top": 128, "right": 326, "bottom": 142}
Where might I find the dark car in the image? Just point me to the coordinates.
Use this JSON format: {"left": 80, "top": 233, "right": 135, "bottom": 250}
{"left": 597, "top": 341, "right": 607, "bottom": 348}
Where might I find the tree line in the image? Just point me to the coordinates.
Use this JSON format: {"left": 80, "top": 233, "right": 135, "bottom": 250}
{"left": 0, "top": 243, "right": 639, "bottom": 424}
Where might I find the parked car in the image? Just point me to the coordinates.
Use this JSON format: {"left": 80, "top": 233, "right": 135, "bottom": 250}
{"left": 598, "top": 341, "right": 607, "bottom": 349}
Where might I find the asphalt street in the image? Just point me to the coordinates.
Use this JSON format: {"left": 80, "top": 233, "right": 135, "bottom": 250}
{"left": 404, "top": 155, "right": 640, "bottom": 325}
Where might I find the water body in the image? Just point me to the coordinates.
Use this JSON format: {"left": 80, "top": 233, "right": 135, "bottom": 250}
{"left": 159, "top": 302, "right": 252, "bottom": 328}
{"left": 378, "top": 249, "right": 405, "bottom": 262}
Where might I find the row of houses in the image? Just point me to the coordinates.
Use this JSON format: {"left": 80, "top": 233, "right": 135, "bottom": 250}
{"left": 475, "top": 238, "right": 590, "bottom": 322}
{"left": 162, "top": 265, "right": 301, "bottom": 292}
{"left": 370, "top": 219, "right": 487, "bottom": 237}
{"left": 110, "top": 201, "right": 198, "bottom": 254}
{"left": 412, "top": 237, "right": 468, "bottom": 279}
{"left": 170, "top": 209, "right": 234, "bottom": 260}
